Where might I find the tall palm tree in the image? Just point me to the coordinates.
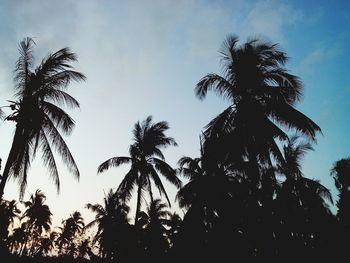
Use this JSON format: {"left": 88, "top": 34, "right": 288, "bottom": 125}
{"left": 0, "top": 37, "right": 86, "bottom": 199}
{"left": 85, "top": 189, "right": 130, "bottom": 259}
{"left": 98, "top": 116, "right": 181, "bottom": 224}
{"left": 22, "top": 189, "right": 52, "bottom": 235}
{"left": 195, "top": 35, "right": 321, "bottom": 178}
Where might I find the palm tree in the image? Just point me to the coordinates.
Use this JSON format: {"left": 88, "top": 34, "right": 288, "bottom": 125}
{"left": 22, "top": 189, "right": 52, "bottom": 235}
{"left": 57, "top": 211, "right": 85, "bottom": 253}
{"left": 98, "top": 116, "right": 182, "bottom": 224}
{"left": 138, "top": 199, "right": 171, "bottom": 258}
{"left": 277, "top": 136, "right": 332, "bottom": 207}
{"left": 0, "top": 37, "right": 86, "bottom": 199}
{"left": 8, "top": 223, "right": 30, "bottom": 255}
{"left": 7, "top": 222, "right": 29, "bottom": 255}
{"left": 36, "top": 231, "right": 58, "bottom": 256}
{"left": 195, "top": 35, "right": 321, "bottom": 180}
{"left": 140, "top": 198, "right": 171, "bottom": 230}
{"left": 331, "top": 157, "right": 350, "bottom": 225}
{"left": 0, "top": 199, "right": 21, "bottom": 245}
{"left": 85, "top": 189, "right": 130, "bottom": 259}
{"left": 167, "top": 212, "right": 182, "bottom": 247}
{"left": 275, "top": 136, "right": 333, "bottom": 258}
{"left": 77, "top": 238, "right": 92, "bottom": 259}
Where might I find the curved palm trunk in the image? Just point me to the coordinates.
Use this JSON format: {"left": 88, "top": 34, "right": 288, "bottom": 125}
{"left": 0, "top": 128, "right": 22, "bottom": 199}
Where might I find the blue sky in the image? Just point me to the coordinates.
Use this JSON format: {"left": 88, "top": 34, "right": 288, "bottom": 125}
{"left": 0, "top": 0, "right": 349, "bottom": 226}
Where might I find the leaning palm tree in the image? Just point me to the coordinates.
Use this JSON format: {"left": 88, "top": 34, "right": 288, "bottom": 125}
{"left": 0, "top": 37, "right": 86, "bottom": 199}
{"left": 195, "top": 35, "right": 321, "bottom": 176}
{"left": 98, "top": 116, "right": 182, "bottom": 224}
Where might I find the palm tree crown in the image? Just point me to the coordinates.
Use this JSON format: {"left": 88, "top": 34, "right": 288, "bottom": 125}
{"left": 98, "top": 116, "right": 181, "bottom": 223}
{"left": 22, "top": 189, "right": 52, "bottom": 235}
{"left": 195, "top": 35, "right": 321, "bottom": 167}
{"left": 85, "top": 189, "right": 130, "bottom": 258}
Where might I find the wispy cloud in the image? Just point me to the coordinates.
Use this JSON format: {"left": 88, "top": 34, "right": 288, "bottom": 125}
{"left": 240, "top": 0, "right": 304, "bottom": 44}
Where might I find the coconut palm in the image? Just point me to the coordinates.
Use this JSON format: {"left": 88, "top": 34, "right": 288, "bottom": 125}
{"left": 36, "top": 231, "right": 58, "bottom": 256}
{"left": 275, "top": 136, "right": 333, "bottom": 258}
{"left": 138, "top": 199, "right": 171, "bottom": 258}
{"left": 22, "top": 189, "right": 52, "bottom": 235}
{"left": 167, "top": 212, "right": 182, "bottom": 247}
{"left": 85, "top": 189, "right": 130, "bottom": 259}
{"left": 140, "top": 199, "right": 171, "bottom": 231}
{"left": 57, "top": 211, "right": 84, "bottom": 253}
{"left": 0, "top": 37, "right": 86, "bottom": 199}
{"left": 77, "top": 238, "right": 92, "bottom": 259}
{"left": 195, "top": 35, "right": 321, "bottom": 177}
{"left": 331, "top": 157, "right": 350, "bottom": 219}
{"left": 0, "top": 199, "right": 21, "bottom": 243}
{"left": 7, "top": 222, "right": 29, "bottom": 255}
{"left": 98, "top": 116, "right": 181, "bottom": 224}
{"left": 277, "top": 136, "right": 332, "bottom": 208}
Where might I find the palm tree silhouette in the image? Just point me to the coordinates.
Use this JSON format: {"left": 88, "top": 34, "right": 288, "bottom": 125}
{"left": 330, "top": 157, "right": 350, "bottom": 260}
{"left": 21, "top": 189, "right": 52, "bottom": 256}
{"left": 0, "top": 199, "right": 21, "bottom": 252}
{"left": 37, "top": 231, "right": 58, "bottom": 256}
{"left": 57, "top": 211, "right": 84, "bottom": 254}
{"left": 195, "top": 35, "right": 321, "bottom": 181}
{"left": 7, "top": 222, "right": 29, "bottom": 256}
{"left": 77, "top": 238, "right": 92, "bottom": 259}
{"left": 0, "top": 37, "right": 86, "bottom": 199}
{"left": 167, "top": 212, "right": 182, "bottom": 248}
{"left": 98, "top": 116, "right": 181, "bottom": 224}
{"left": 138, "top": 199, "right": 171, "bottom": 260}
{"left": 331, "top": 157, "right": 350, "bottom": 225}
{"left": 275, "top": 136, "right": 333, "bottom": 258}
{"left": 22, "top": 189, "right": 52, "bottom": 235}
{"left": 85, "top": 189, "right": 130, "bottom": 259}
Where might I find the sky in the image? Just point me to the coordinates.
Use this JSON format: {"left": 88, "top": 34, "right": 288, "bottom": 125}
{"left": 0, "top": 0, "right": 349, "bottom": 227}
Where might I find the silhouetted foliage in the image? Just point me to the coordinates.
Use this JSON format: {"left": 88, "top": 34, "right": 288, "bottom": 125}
{"left": 0, "top": 34, "right": 348, "bottom": 262}
{"left": 98, "top": 116, "right": 181, "bottom": 225}
{"left": 0, "top": 37, "right": 85, "bottom": 199}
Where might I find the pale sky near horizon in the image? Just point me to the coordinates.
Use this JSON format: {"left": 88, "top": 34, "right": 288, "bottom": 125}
{"left": 0, "top": 0, "right": 349, "bottom": 227}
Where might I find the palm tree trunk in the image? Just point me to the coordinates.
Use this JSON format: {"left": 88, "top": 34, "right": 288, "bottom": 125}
{"left": 0, "top": 128, "right": 21, "bottom": 199}
{"left": 0, "top": 150, "right": 16, "bottom": 199}
{"left": 135, "top": 175, "right": 142, "bottom": 225}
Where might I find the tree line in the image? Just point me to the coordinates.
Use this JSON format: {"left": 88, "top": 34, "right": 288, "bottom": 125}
{"left": 0, "top": 35, "right": 349, "bottom": 262}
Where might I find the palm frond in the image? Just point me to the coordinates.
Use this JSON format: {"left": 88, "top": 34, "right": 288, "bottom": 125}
{"left": 97, "top": 156, "right": 132, "bottom": 174}
{"left": 151, "top": 157, "right": 182, "bottom": 188}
